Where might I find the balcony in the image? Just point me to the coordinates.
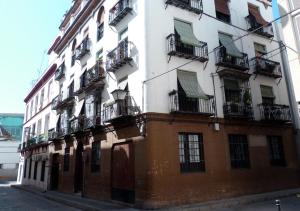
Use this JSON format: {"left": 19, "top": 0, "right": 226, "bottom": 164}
{"left": 75, "top": 62, "right": 106, "bottom": 95}
{"left": 215, "top": 46, "right": 249, "bottom": 71}
{"left": 165, "top": 0, "right": 203, "bottom": 14}
{"left": 246, "top": 15, "right": 274, "bottom": 38}
{"left": 223, "top": 103, "right": 253, "bottom": 119}
{"left": 51, "top": 93, "right": 75, "bottom": 110}
{"left": 169, "top": 90, "right": 214, "bottom": 115}
{"left": 106, "top": 39, "right": 133, "bottom": 72}
{"left": 76, "top": 37, "right": 90, "bottom": 60}
{"left": 84, "top": 115, "right": 102, "bottom": 129}
{"left": 57, "top": 126, "right": 70, "bottom": 138}
{"left": 55, "top": 63, "right": 65, "bottom": 80}
{"left": 251, "top": 57, "right": 282, "bottom": 78}
{"left": 167, "top": 34, "right": 208, "bottom": 62}
{"left": 258, "top": 104, "right": 291, "bottom": 122}
{"left": 70, "top": 117, "right": 85, "bottom": 134}
{"left": 48, "top": 128, "right": 58, "bottom": 140}
{"left": 109, "top": 0, "right": 133, "bottom": 26}
{"left": 103, "top": 96, "right": 140, "bottom": 123}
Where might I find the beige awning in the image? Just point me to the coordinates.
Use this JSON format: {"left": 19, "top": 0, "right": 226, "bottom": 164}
{"left": 74, "top": 99, "right": 85, "bottom": 117}
{"left": 177, "top": 70, "right": 208, "bottom": 99}
{"left": 215, "top": 0, "right": 230, "bottom": 15}
{"left": 248, "top": 3, "right": 268, "bottom": 26}
{"left": 118, "top": 78, "right": 128, "bottom": 90}
{"left": 219, "top": 33, "right": 243, "bottom": 58}
{"left": 174, "top": 19, "right": 201, "bottom": 47}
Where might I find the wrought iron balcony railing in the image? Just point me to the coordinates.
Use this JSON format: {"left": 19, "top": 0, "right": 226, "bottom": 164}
{"left": 223, "top": 103, "right": 253, "bottom": 119}
{"left": 165, "top": 0, "right": 203, "bottom": 14}
{"left": 246, "top": 15, "right": 274, "bottom": 38}
{"left": 57, "top": 126, "right": 70, "bottom": 138}
{"left": 51, "top": 92, "right": 75, "bottom": 110}
{"left": 251, "top": 57, "right": 282, "bottom": 78}
{"left": 215, "top": 46, "right": 249, "bottom": 71}
{"left": 76, "top": 37, "right": 90, "bottom": 60}
{"left": 106, "top": 38, "right": 133, "bottom": 72}
{"left": 84, "top": 115, "right": 102, "bottom": 129}
{"left": 48, "top": 128, "right": 58, "bottom": 140}
{"left": 103, "top": 96, "right": 140, "bottom": 122}
{"left": 109, "top": 0, "right": 133, "bottom": 26}
{"left": 167, "top": 34, "right": 208, "bottom": 62}
{"left": 70, "top": 117, "right": 85, "bottom": 133}
{"left": 169, "top": 90, "right": 214, "bottom": 115}
{"left": 258, "top": 103, "right": 291, "bottom": 122}
{"left": 55, "top": 63, "right": 65, "bottom": 80}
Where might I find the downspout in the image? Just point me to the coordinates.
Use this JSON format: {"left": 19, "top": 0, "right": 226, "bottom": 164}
{"left": 275, "top": 23, "right": 300, "bottom": 163}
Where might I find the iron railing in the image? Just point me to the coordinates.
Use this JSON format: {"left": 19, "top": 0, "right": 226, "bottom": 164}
{"left": 76, "top": 37, "right": 90, "bottom": 60}
{"left": 48, "top": 128, "right": 58, "bottom": 140}
{"left": 167, "top": 34, "right": 208, "bottom": 62}
{"left": 223, "top": 103, "right": 253, "bottom": 119}
{"left": 103, "top": 96, "right": 140, "bottom": 122}
{"left": 84, "top": 115, "right": 102, "bottom": 129}
{"left": 165, "top": 0, "right": 203, "bottom": 14}
{"left": 109, "top": 0, "right": 132, "bottom": 26}
{"left": 258, "top": 103, "right": 291, "bottom": 122}
{"left": 169, "top": 90, "right": 214, "bottom": 115}
{"left": 57, "top": 126, "right": 70, "bottom": 138}
{"left": 251, "top": 57, "right": 282, "bottom": 78}
{"left": 215, "top": 46, "right": 249, "bottom": 71}
{"left": 51, "top": 91, "right": 75, "bottom": 110}
{"left": 106, "top": 38, "right": 133, "bottom": 72}
{"left": 70, "top": 117, "right": 85, "bottom": 133}
{"left": 245, "top": 15, "right": 274, "bottom": 38}
{"left": 55, "top": 63, "right": 65, "bottom": 80}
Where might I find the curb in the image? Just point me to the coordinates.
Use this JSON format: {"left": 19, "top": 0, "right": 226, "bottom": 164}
{"left": 12, "top": 185, "right": 106, "bottom": 211}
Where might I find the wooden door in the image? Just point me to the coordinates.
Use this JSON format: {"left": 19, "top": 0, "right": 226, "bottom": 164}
{"left": 111, "top": 142, "right": 135, "bottom": 203}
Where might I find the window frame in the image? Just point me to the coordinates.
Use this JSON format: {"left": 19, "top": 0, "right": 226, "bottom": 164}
{"left": 267, "top": 136, "right": 286, "bottom": 166}
{"left": 178, "top": 133, "right": 205, "bottom": 173}
{"left": 91, "top": 141, "right": 101, "bottom": 173}
{"left": 228, "top": 134, "right": 250, "bottom": 169}
{"left": 63, "top": 147, "right": 70, "bottom": 172}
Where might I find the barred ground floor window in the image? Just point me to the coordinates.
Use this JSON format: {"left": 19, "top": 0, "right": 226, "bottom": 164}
{"left": 228, "top": 134, "right": 250, "bottom": 169}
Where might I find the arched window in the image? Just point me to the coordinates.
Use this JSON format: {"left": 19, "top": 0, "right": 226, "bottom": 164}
{"left": 97, "top": 7, "right": 105, "bottom": 41}
{"left": 71, "top": 39, "right": 77, "bottom": 66}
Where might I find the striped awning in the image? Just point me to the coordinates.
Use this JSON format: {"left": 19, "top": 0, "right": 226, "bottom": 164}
{"left": 177, "top": 70, "right": 208, "bottom": 99}
{"left": 174, "top": 19, "right": 201, "bottom": 47}
{"left": 219, "top": 33, "right": 243, "bottom": 58}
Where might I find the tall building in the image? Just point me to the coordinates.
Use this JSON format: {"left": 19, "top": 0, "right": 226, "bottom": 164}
{"left": 277, "top": 0, "right": 300, "bottom": 114}
{"left": 19, "top": 0, "right": 300, "bottom": 208}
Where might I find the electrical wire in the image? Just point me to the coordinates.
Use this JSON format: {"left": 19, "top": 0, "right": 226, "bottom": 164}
{"left": 143, "top": 7, "right": 300, "bottom": 84}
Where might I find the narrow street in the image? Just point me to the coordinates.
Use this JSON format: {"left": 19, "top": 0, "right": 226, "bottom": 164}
{"left": 0, "top": 186, "right": 78, "bottom": 211}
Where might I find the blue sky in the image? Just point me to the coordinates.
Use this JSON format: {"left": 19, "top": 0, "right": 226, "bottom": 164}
{"left": 0, "top": 0, "right": 280, "bottom": 114}
{"left": 0, "top": 0, "right": 72, "bottom": 114}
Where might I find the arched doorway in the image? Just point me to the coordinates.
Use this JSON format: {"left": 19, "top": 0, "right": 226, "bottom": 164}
{"left": 74, "top": 141, "right": 83, "bottom": 193}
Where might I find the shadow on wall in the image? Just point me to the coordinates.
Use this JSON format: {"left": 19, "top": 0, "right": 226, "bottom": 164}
{"left": 0, "top": 169, "right": 18, "bottom": 183}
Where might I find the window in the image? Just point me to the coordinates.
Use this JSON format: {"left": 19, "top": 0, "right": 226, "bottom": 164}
{"left": 97, "top": 7, "right": 105, "bottom": 41}
{"left": 28, "top": 159, "right": 32, "bottom": 179}
{"left": 37, "top": 119, "right": 42, "bottom": 136}
{"left": 33, "top": 161, "right": 38, "bottom": 180}
{"left": 91, "top": 141, "right": 101, "bottom": 172}
{"left": 26, "top": 105, "right": 29, "bottom": 121}
{"left": 30, "top": 101, "right": 34, "bottom": 118}
{"left": 35, "top": 95, "right": 39, "bottom": 114}
{"left": 40, "top": 89, "right": 44, "bottom": 110}
{"left": 40, "top": 161, "right": 46, "bottom": 181}
{"left": 96, "top": 49, "right": 103, "bottom": 61}
{"left": 260, "top": 85, "right": 275, "bottom": 104}
{"left": 215, "top": 0, "right": 231, "bottom": 23}
{"left": 23, "top": 159, "right": 27, "bottom": 178}
{"left": 44, "top": 114, "right": 50, "bottom": 135}
{"left": 254, "top": 43, "right": 266, "bottom": 57}
{"left": 224, "top": 79, "right": 241, "bottom": 103}
{"left": 178, "top": 133, "right": 205, "bottom": 172}
{"left": 71, "top": 39, "right": 77, "bottom": 67}
{"left": 228, "top": 134, "right": 250, "bottom": 169}
{"left": 64, "top": 147, "right": 70, "bottom": 171}
{"left": 268, "top": 136, "right": 286, "bottom": 166}
{"left": 0, "top": 164, "right": 3, "bottom": 169}
{"left": 47, "top": 80, "right": 53, "bottom": 103}
{"left": 31, "top": 124, "right": 36, "bottom": 137}
{"left": 119, "top": 27, "right": 128, "bottom": 41}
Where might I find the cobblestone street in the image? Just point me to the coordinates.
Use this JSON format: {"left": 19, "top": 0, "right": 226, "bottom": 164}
{"left": 0, "top": 186, "right": 78, "bottom": 211}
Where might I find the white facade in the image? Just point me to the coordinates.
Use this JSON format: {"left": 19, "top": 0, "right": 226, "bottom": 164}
{"left": 0, "top": 141, "right": 19, "bottom": 169}
{"left": 278, "top": 0, "right": 300, "bottom": 104}
{"left": 50, "top": 0, "right": 289, "bottom": 123}
{"left": 18, "top": 65, "right": 59, "bottom": 189}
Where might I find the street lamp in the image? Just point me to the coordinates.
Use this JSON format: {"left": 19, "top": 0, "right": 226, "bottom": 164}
{"left": 111, "top": 89, "right": 128, "bottom": 101}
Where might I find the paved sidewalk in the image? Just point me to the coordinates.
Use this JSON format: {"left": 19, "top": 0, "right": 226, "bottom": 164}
{"left": 12, "top": 185, "right": 136, "bottom": 211}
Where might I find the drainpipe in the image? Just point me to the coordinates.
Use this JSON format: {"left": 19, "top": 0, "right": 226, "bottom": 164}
{"left": 274, "top": 23, "right": 300, "bottom": 163}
